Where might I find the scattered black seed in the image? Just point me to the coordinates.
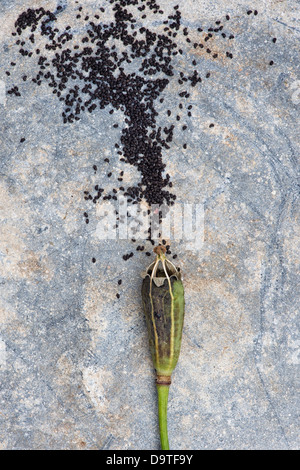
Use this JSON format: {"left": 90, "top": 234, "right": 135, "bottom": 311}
{"left": 209, "top": 123, "right": 214, "bottom": 128}
{"left": 272, "top": 38, "right": 277, "bottom": 43}
{"left": 247, "top": 10, "right": 252, "bottom": 15}
{"left": 92, "top": 257, "right": 96, "bottom": 263}
{"left": 7, "top": 2, "right": 239, "bottom": 266}
{"left": 123, "top": 252, "right": 134, "bottom": 261}
{"left": 269, "top": 60, "right": 274, "bottom": 65}
{"left": 20, "top": 137, "right": 26, "bottom": 142}
{"left": 116, "top": 293, "right": 120, "bottom": 299}
{"left": 118, "top": 279, "right": 122, "bottom": 285}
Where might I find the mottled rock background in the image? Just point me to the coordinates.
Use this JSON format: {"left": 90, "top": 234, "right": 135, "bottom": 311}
{"left": 0, "top": 0, "right": 299, "bottom": 450}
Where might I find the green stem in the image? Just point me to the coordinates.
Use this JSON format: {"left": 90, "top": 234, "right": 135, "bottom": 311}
{"left": 156, "top": 384, "right": 170, "bottom": 450}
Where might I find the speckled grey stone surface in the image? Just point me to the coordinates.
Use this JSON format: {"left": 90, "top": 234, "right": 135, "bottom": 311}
{"left": 0, "top": 0, "right": 299, "bottom": 450}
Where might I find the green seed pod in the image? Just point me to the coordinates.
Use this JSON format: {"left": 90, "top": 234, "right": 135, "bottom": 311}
{"left": 142, "top": 245, "right": 185, "bottom": 449}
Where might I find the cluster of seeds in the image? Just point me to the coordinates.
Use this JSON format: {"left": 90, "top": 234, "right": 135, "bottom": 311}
{"left": 6, "top": 1, "right": 279, "bottom": 295}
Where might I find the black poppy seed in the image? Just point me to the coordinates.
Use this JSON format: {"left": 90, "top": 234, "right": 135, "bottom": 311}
{"left": 116, "top": 293, "right": 120, "bottom": 299}
{"left": 92, "top": 258, "right": 96, "bottom": 263}
{"left": 272, "top": 38, "right": 277, "bottom": 43}
{"left": 247, "top": 10, "right": 252, "bottom": 15}
{"left": 118, "top": 279, "right": 122, "bottom": 285}
{"left": 209, "top": 123, "right": 214, "bottom": 128}
{"left": 20, "top": 137, "right": 25, "bottom": 143}
{"left": 10, "top": 5, "right": 226, "bottom": 222}
{"left": 269, "top": 60, "right": 274, "bottom": 65}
